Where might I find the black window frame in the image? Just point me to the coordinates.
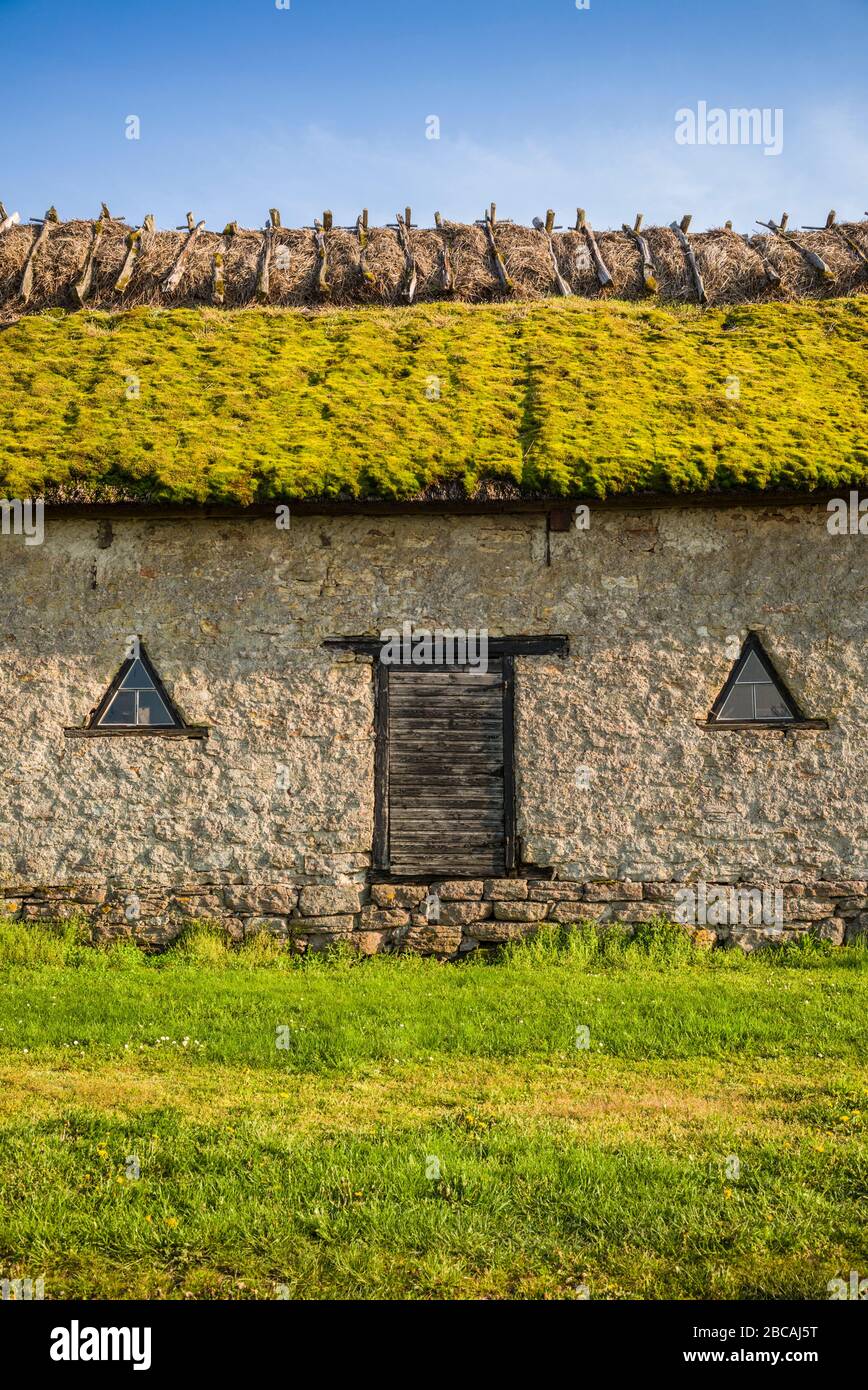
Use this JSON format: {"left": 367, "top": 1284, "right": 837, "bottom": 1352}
{"left": 698, "top": 631, "right": 827, "bottom": 733}
{"left": 64, "top": 641, "right": 209, "bottom": 740}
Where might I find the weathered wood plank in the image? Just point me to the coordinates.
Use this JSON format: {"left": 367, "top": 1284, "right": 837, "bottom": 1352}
{"left": 532, "top": 212, "right": 571, "bottom": 296}
{"left": 115, "top": 214, "right": 155, "bottom": 294}
{"left": 313, "top": 216, "right": 331, "bottom": 296}
{"left": 20, "top": 207, "right": 58, "bottom": 303}
{"left": 257, "top": 211, "right": 282, "bottom": 302}
{"left": 391, "top": 819, "right": 504, "bottom": 831}
{"left": 73, "top": 204, "right": 114, "bottom": 305}
{"left": 356, "top": 210, "right": 374, "bottom": 285}
{"left": 391, "top": 830, "right": 502, "bottom": 840}
{"left": 622, "top": 214, "right": 658, "bottom": 294}
{"left": 479, "top": 204, "right": 513, "bottom": 291}
{"left": 757, "top": 213, "right": 834, "bottom": 281}
{"left": 394, "top": 210, "right": 417, "bottom": 302}
{"left": 212, "top": 222, "right": 237, "bottom": 305}
{"left": 390, "top": 674, "right": 502, "bottom": 688}
{"left": 576, "top": 208, "right": 613, "bottom": 288}
{"left": 390, "top": 793, "right": 502, "bottom": 804}
{"left": 670, "top": 216, "right": 708, "bottom": 304}
{"left": 324, "top": 635, "right": 567, "bottom": 658}
{"left": 163, "top": 212, "right": 206, "bottom": 294}
{"left": 802, "top": 211, "right": 868, "bottom": 271}
{"left": 390, "top": 758, "right": 504, "bottom": 771}
{"left": 433, "top": 212, "right": 455, "bottom": 291}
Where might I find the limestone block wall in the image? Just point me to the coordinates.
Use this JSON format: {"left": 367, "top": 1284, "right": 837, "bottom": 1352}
{"left": 0, "top": 504, "right": 865, "bottom": 952}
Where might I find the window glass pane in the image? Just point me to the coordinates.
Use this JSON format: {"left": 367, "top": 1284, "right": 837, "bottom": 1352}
{"left": 119, "top": 659, "right": 153, "bottom": 690}
{"left": 137, "top": 690, "right": 175, "bottom": 726}
{"left": 717, "top": 684, "right": 755, "bottom": 720}
{"left": 754, "top": 684, "right": 793, "bottom": 720}
{"left": 735, "top": 651, "right": 770, "bottom": 684}
{"left": 100, "top": 689, "right": 137, "bottom": 725}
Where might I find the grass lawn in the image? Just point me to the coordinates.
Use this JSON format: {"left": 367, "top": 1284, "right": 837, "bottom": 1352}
{"left": 0, "top": 919, "right": 866, "bottom": 1301}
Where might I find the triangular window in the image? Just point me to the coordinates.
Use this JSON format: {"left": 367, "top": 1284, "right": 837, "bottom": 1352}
{"left": 709, "top": 633, "right": 801, "bottom": 725}
{"left": 90, "top": 645, "right": 184, "bottom": 730}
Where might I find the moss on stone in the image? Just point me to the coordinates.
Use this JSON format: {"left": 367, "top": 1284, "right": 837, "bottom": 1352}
{"left": 1, "top": 298, "right": 866, "bottom": 503}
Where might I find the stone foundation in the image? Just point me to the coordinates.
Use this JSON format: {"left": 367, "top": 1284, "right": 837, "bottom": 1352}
{"left": 3, "top": 877, "right": 866, "bottom": 956}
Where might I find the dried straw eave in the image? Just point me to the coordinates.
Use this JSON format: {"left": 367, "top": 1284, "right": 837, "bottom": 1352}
{"left": 0, "top": 214, "right": 866, "bottom": 322}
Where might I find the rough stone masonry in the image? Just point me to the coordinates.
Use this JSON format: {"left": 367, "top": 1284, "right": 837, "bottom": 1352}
{"left": 0, "top": 503, "right": 865, "bottom": 954}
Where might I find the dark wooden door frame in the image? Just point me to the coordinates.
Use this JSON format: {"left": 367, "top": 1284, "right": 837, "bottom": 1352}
{"left": 373, "top": 658, "right": 509, "bottom": 878}
{"left": 324, "top": 636, "right": 569, "bottom": 880}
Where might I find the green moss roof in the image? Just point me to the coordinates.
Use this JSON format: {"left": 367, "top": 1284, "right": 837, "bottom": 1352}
{"left": 1, "top": 298, "right": 866, "bottom": 504}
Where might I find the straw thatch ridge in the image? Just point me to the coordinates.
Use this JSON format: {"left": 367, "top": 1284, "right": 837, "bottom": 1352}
{"left": 1, "top": 212, "right": 867, "bottom": 320}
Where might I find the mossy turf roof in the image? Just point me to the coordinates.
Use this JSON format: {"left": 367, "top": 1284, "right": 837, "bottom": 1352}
{"left": 1, "top": 298, "right": 866, "bottom": 504}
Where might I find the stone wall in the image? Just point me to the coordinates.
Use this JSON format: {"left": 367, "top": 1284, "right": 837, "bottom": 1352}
{"left": 0, "top": 504, "right": 866, "bottom": 952}
{"left": 2, "top": 875, "right": 866, "bottom": 955}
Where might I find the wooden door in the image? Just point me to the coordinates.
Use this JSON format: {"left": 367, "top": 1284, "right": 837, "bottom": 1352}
{"left": 378, "top": 661, "right": 513, "bottom": 877}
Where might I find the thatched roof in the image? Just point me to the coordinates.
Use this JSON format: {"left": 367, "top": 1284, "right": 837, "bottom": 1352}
{"left": 2, "top": 298, "right": 866, "bottom": 505}
{"left": 1, "top": 207, "right": 866, "bottom": 323}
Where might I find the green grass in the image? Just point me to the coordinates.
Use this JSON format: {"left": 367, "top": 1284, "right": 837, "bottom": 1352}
{"left": 1, "top": 920, "right": 866, "bottom": 1300}
{"left": 2, "top": 298, "right": 867, "bottom": 502}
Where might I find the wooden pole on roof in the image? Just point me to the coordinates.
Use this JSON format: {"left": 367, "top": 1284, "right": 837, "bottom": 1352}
{"left": 356, "top": 209, "right": 374, "bottom": 284}
{"left": 393, "top": 210, "right": 418, "bottom": 302}
{"left": 621, "top": 212, "right": 657, "bottom": 294}
{"left": 576, "top": 208, "right": 613, "bottom": 288}
{"left": 533, "top": 212, "right": 571, "bottom": 296}
{"left": 256, "top": 208, "right": 281, "bottom": 301}
{"left": 313, "top": 215, "right": 331, "bottom": 295}
{"left": 115, "top": 214, "right": 155, "bottom": 294}
{"left": 757, "top": 213, "right": 834, "bottom": 280}
{"left": 19, "top": 206, "right": 59, "bottom": 303}
{"left": 720, "top": 217, "right": 781, "bottom": 287}
{"left": 433, "top": 211, "right": 454, "bottom": 292}
{"left": 802, "top": 209, "right": 868, "bottom": 269}
{"left": 669, "top": 214, "right": 708, "bottom": 304}
{"left": 163, "top": 211, "right": 206, "bottom": 295}
{"left": 74, "top": 202, "right": 121, "bottom": 305}
{"left": 212, "top": 221, "right": 237, "bottom": 305}
{"left": 478, "top": 204, "right": 513, "bottom": 292}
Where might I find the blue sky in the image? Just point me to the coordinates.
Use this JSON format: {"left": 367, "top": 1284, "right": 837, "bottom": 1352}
{"left": 1, "top": 0, "right": 865, "bottom": 232}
